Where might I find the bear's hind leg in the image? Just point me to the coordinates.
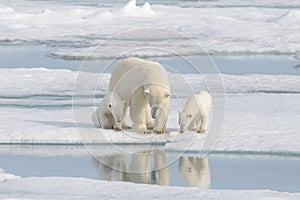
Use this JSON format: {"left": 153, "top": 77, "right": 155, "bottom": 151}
{"left": 198, "top": 112, "right": 208, "bottom": 133}
{"left": 154, "top": 103, "right": 169, "bottom": 134}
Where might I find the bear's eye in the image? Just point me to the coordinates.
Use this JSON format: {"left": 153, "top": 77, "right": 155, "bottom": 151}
{"left": 108, "top": 103, "right": 112, "bottom": 108}
{"left": 187, "top": 114, "right": 192, "bottom": 118}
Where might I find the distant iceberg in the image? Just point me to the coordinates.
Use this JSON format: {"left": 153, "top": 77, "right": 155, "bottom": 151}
{"left": 120, "top": 0, "right": 156, "bottom": 17}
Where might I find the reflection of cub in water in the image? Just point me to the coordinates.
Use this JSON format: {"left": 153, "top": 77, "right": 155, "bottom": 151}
{"left": 178, "top": 157, "right": 210, "bottom": 188}
{"left": 92, "top": 151, "right": 169, "bottom": 186}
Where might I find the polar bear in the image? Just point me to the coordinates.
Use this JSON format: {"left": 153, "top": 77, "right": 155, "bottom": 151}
{"left": 109, "top": 57, "right": 170, "bottom": 133}
{"left": 178, "top": 91, "right": 211, "bottom": 133}
{"left": 92, "top": 92, "right": 125, "bottom": 130}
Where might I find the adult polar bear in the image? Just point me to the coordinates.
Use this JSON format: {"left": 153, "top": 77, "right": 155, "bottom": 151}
{"left": 109, "top": 57, "right": 170, "bottom": 133}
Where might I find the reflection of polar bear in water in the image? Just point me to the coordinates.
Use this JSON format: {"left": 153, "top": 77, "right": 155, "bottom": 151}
{"left": 178, "top": 157, "right": 210, "bottom": 188}
{"left": 128, "top": 151, "right": 169, "bottom": 186}
{"left": 92, "top": 92, "right": 125, "bottom": 130}
{"left": 109, "top": 57, "right": 170, "bottom": 133}
{"left": 92, "top": 151, "right": 169, "bottom": 186}
{"left": 178, "top": 91, "right": 211, "bottom": 133}
{"left": 92, "top": 155, "right": 127, "bottom": 181}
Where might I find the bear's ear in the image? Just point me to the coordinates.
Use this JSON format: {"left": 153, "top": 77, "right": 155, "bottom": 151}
{"left": 165, "top": 92, "right": 171, "bottom": 98}
{"left": 144, "top": 88, "right": 150, "bottom": 96}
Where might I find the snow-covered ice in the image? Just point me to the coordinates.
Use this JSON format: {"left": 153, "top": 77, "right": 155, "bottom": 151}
{"left": 0, "top": 144, "right": 89, "bottom": 157}
{"left": 0, "top": 0, "right": 299, "bottom": 58}
{"left": 0, "top": 168, "right": 20, "bottom": 182}
{"left": 0, "top": 176, "right": 299, "bottom": 200}
{"left": 1, "top": 0, "right": 299, "bottom": 197}
{"left": 0, "top": 68, "right": 299, "bottom": 154}
{"left": 1, "top": 68, "right": 300, "bottom": 99}
{"left": 166, "top": 93, "right": 300, "bottom": 154}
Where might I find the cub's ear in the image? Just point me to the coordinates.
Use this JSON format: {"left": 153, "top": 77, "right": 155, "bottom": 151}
{"left": 165, "top": 92, "right": 171, "bottom": 98}
{"left": 144, "top": 88, "right": 150, "bottom": 96}
{"left": 187, "top": 114, "right": 192, "bottom": 118}
{"left": 108, "top": 103, "right": 112, "bottom": 108}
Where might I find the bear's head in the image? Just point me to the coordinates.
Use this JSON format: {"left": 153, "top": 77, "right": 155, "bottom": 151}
{"left": 178, "top": 111, "right": 193, "bottom": 133}
{"left": 107, "top": 92, "right": 125, "bottom": 128}
{"left": 144, "top": 85, "right": 170, "bottom": 119}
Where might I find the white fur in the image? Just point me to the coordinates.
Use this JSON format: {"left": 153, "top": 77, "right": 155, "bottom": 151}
{"left": 178, "top": 91, "right": 211, "bottom": 133}
{"left": 92, "top": 92, "right": 124, "bottom": 130}
{"left": 109, "top": 57, "right": 170, "bottom": 133}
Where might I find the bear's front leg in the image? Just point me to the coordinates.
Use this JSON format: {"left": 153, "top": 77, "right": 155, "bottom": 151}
{"left": 129, "top": 96, "right": 151, "bottom": 134}
{"left": 145, "top": 106, "right": 154, "bottom": 130}
{"left": 154, "top": 104, "right": 169, "bottom": 134}
{"left": 154, "top": 124, "right": 166, "bottom": 134}
{"left": 121, "top": 103, "right": 131, "bottom": 129}
{"left": 154, "top": 119, "right": 164, "bottom": 133}
{"left": 132, "top": 123, "right": 151, "bottom": 134}
{"left": 197, "top": 113, "right": 208, "bottom": 133}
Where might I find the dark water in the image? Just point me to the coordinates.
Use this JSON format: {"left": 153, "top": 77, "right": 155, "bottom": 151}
{"left": 0, "top": 145, "right": 299, "bottom": 193}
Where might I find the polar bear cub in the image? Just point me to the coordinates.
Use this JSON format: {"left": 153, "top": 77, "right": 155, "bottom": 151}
{"left": 178, "top": 91, "right": 211, "bottom": 133}
{"left": 92, "top": 92, "right": 125, "bottom": 130}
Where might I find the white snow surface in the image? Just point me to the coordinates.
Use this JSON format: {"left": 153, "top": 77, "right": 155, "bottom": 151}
{"left": 1, "top": 68, "right": 300, "bottom": 99}
{"left": 0, "top": 0, "right": 299, "bottom": 57}
{"left": 0, "top": 68, "right": 300, "bottom": 154}
{"left": 0, "top": 177, "right": 299, "bottom": 200}
{"left": 0, "top": 168, "right": 20, "bottom": 182}
{"left": 166, "top": 93, "right": 300, "bottom": 153}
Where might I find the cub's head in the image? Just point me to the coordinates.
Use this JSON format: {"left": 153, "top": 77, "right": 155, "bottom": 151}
{"left": 107, "top": 92, "right": 125, "bottom": 127}
{"left": 178, "top": 111, "right": 193, "bottom": 133}
{"left": 144, "top": 85, "right": 170, "bottom": 119}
